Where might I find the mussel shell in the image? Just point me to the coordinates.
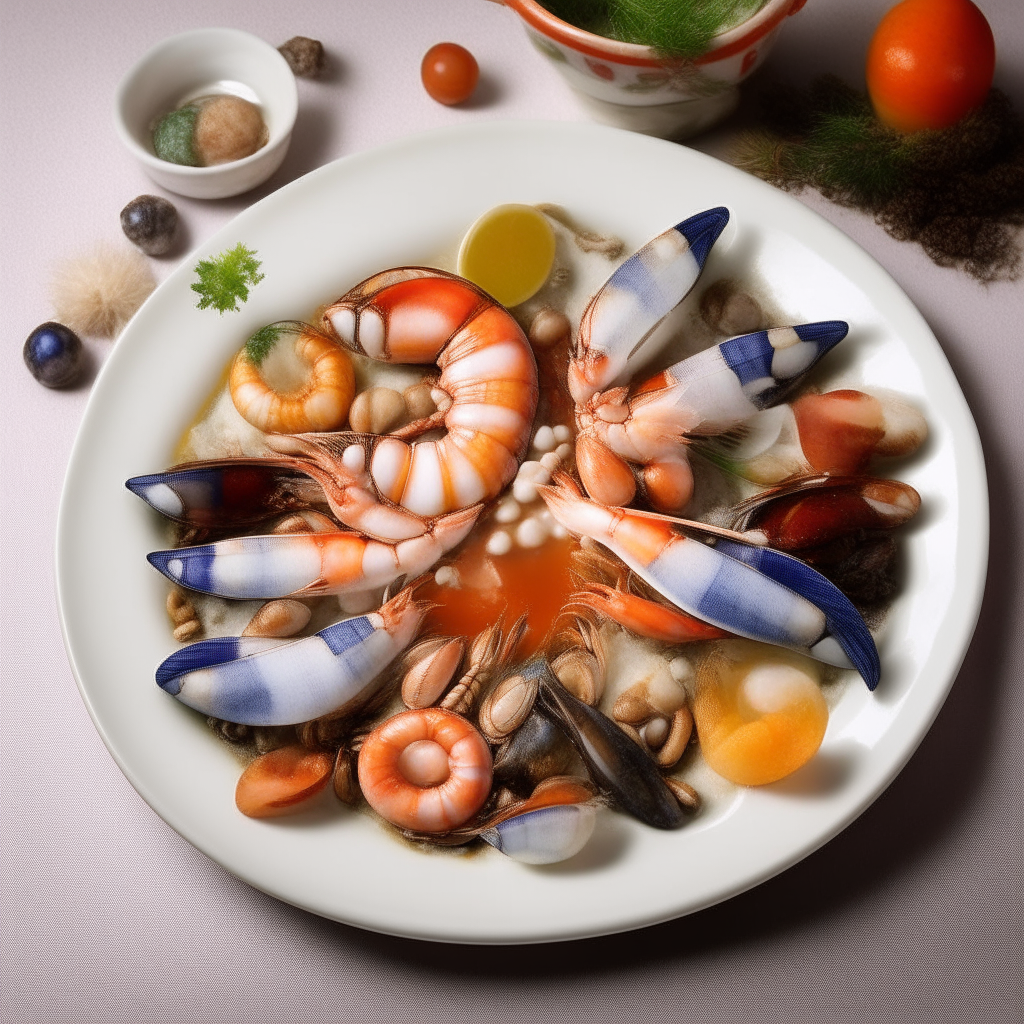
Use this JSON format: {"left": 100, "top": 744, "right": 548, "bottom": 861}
{"left": 481, "top": 803, "right": 597, "bottom": 865}
{"left": 492, "top": 709, "right": 575, "bottom": 796}
{"left": 733, "top": 475, "right": 920, "bottom": 552}
{"left": 535, "top": 664, "right": 686, "bottom": 830}
{"left": 126, "top": 460, "right": 329, "bottom": 529}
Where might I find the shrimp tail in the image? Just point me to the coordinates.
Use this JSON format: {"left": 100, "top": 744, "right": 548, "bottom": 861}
{"left": 713, "top": 539, "right": 880, "bottom": 690}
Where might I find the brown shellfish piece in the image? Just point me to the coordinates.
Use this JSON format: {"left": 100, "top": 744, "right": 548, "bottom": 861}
{"left": 242, "top": 599, "right": 312, "bottom": 638}
{"left": 401, "top": 635, "right": 467, "bottom": 709}
{"left": 478, "top": 671, "right": 540, "bottom": 742}
{"left": 655, "top": 706, "right": 694, "bottom": 769}
{"left": 549, "top": 617, "right": 606, "bottom": 706}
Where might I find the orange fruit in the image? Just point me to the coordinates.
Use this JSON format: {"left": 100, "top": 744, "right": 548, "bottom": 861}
{"left": 866, "top": 0, "right": 995, "bottom": 133}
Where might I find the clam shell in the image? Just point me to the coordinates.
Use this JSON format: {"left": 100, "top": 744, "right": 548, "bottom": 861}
{"left": 479, "top": 671, "right": 539, "bottom": 742}
{"left": 401, "top": 636, "right": 465, "bottom": 709}
{"left": 482, "top": 803, "right": 597, "bottom": 865}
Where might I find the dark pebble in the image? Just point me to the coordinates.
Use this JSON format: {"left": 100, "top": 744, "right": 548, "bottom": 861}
{"left": 278, "top": 36, "right": 326, "bottom": 78}
{"left": 23, "top": 321, "right": 85, "bottom": 388}
{"left": 120, "top": 194, "right": 179, "bottom": 256}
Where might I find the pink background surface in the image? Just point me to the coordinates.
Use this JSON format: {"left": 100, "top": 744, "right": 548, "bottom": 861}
{"left": 1, "top": 0, "right": 1021, "bottom": 1020}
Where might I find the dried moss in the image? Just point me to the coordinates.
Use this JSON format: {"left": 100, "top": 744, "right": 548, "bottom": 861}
{"left": 540, "top": 0, "right": 765, "bottom": 59}
{"left": 732, "top": 77, "right": 1024, "bottom": 282}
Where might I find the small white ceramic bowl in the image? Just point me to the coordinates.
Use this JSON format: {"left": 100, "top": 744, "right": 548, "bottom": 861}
{"left": 115, "top": 28, "right": 298, "bottom": 200}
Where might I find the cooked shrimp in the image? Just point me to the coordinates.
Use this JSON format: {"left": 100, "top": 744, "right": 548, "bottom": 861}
{"left": 575, "top": 321, "right": 849, "bottom": 511}
{"left": 538, "top": 473, "right": 880, "bottom": 688}
{"left": 357, "top": 707, "right": 492, "bottom": 832}
{"left": 230, "top": 321, "right": 355, "bottom": 434}
{"left": 261, "top": 268, "right": 539, "bottom": 542}
{"left": 567, "top": 208, "right": 730, "bottom": 405}
{"left": 146, "top": 503, "right": 480, "bottom": 601}
{"left": 155, "top": 581, "right": 430, "bottom": 725}
{"left": 567, "top": 583, "right": 731, "bottom": 643}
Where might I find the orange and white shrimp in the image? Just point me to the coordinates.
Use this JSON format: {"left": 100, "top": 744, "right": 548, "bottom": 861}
{"left": 357, "top": 707, "right": 493, "bottom": 832}
{"left": 230, "top": 321, "right": 356, "bottom": 434}
{"left": 146, "top": 503, "right": 480, "bottom": 601}
{"left": 264, "top": 268, "right": 539, "bottom": 542}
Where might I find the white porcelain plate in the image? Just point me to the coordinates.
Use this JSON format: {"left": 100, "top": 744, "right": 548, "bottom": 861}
{"left": 56, "top": 121, "right": 988, "bottom": 944}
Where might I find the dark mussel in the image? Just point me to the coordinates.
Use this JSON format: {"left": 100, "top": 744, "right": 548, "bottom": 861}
{"left": 492, "top": 706, "right": 576, "bottom": 797}
{"left": 534, "top": 661, "right": 687, "bottom": 830}
{"left": 126, "top": 459, "right": 331, "bottom": 528}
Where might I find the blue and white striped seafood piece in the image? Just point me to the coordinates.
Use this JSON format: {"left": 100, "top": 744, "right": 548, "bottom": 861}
{"left": 579, "top": 320, "right": 849, "bottom": 464}
{"left": 155, "top": 583, "right": 429, "bottom": 725}
{"left": 126, "top": 459, "right": 328, "bottom": 528}
{"left": 482, "top": 802, "right": 597, "bottom": 865}
{"left": 568, "top": 207, "right": 730, "bottom": 405}
{"left": 146, "top": 504, "right": 479, "bottom": 600}
{"left": 537, "top": 475, "right": 879, "bottom": 689}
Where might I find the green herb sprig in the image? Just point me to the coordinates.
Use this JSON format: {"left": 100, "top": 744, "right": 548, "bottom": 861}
{"left": 191, "top": 243, "right": 265, "bottom": 314}
{"left": 244, "top": 323, "right": 284, "bottom": 366}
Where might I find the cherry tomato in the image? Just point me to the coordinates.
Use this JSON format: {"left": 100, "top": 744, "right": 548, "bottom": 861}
{"left": 421, "top": 42, "right": 479, "bottom": 105}
{"left": 866, "top": 0, "right": 995, "bottom": 133}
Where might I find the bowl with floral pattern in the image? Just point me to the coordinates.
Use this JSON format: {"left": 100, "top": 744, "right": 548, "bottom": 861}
{"left": 499, "top": 0, "right": 809, "bottom": 138}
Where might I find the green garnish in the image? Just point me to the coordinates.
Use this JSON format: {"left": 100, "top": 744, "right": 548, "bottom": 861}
{"left": 540, "top": 0, "right": 765, "bottom": 59}
{"left": 191, "top": 243, "right": 265, "bottom": 314}
{"left": 245, "top": 323, "right": 284, "bottom": 366}
{"left": 153, "top": 105, "right": 199, "bottom": 166}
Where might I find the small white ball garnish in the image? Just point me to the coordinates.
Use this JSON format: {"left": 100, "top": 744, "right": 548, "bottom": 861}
{"left": 494, "top": 497, "right": 521, "bottom": 523}
{"left": 516, "top": 518, "right": 548, "bottom": 548}
{"left": 486, "top": 530, "right": 513, "bottom": 556}
{"left": 540, "top": 451, "right": 561, "bottom": 472}
{"left": 670, "top": 656, "right": 694, "bottom": 686}
{"left": 512, "top": 479, "right": 538, "bottom": 504}
{"left": 555, "top": 442, "right": 573, "bottom": 462}
{"left": 434, "top": 565, "right": 461, "bottom": 588}
{"left": 551, "top": 523, "right": 569, "bottom": 539}
{"left": 553, "top": 424, "right": 571, "bottom": 443}
{"left": 532, "top": 425, "right": 556, "bottom": 452}
{"left": 517, "top": 460, "right": 548, "bottom": 482}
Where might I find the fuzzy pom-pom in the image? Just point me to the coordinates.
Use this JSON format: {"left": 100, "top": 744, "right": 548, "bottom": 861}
{"left": 50, "top": 243, "right": 156, "bottom": 338}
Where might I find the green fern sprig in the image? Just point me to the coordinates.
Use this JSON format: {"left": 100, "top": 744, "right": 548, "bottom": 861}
{"left": 191, "top": 243, "right": 265, "bottom": 314}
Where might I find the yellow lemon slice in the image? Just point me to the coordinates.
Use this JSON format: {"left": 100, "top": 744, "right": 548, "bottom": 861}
{"left": 457, "top": 204, "right": 556, "bottom": 308}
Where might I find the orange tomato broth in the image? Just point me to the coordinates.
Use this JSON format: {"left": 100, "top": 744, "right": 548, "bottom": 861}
{"left": 420, "top": 532, "right": 580, "bottom": 657}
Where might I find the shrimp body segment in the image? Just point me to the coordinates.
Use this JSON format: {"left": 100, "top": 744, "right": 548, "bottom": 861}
{"left": 312, "top": 268, "right": 538, "bottom": 535}
{"left": 568, "top": 207, "right": 730, "bottom": 405}
{"left": 146, "top": 504, "right": 480, "bottom": 600}
{"left": 155, "top": 584, "right": 429, "bottom": 725}
{"left": 538, "top": 475, "right": 878, "bottom": 687}
{"left": 358, "top": 707, "right": 493, "bottom": 832}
